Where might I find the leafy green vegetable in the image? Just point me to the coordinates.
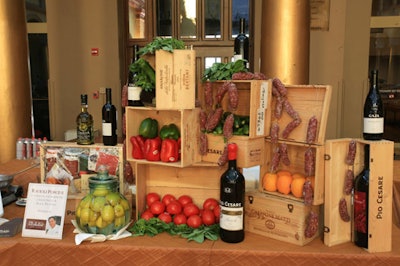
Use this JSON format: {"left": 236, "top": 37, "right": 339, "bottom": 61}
{"left": 138, "top": 37, "right": 186, "bottom": 56}
{"left": 202, "top": 60, "right": 247, "bottom": 82}
{"left": 129, "top": 58, "right": 155, "bottom": 92}
{"left": 128, "top": 218, "right": 220, "bottom": 243}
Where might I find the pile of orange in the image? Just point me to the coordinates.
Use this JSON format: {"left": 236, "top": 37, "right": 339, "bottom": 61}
{"left": 262, "top": 170, "right": 315, "bottom": 198}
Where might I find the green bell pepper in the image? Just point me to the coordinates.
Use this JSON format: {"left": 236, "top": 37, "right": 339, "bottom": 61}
{"left": 139, "top": 118, "right": 159, "bottom": 139}
{"left": 159, "top": 123, "right": 180, "bottom": 140}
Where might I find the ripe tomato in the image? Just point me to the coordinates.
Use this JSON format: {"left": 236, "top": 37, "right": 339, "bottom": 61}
{"left": 203, "top": 198, "right": 219, "bottom": 211}
{"left": 178, "top": 195, "right": 193, "bottom": 207}
{"left": 201, "top": 209, "right": 216, "bottom": 226}
{"left": 146, "top": 192, "right": 160, "bottom": 207}
{"left": 183, "top": 203, "right": 200, "bottom": 217}
{"left": 141, "top": 210, "right": 154, "bottom": 220}
{"left": 213, "top": 206, "right": 221, "bottom": 223}
{"left": 150, "top": 201, "right": 165, "bottom": 215}
{"left": 162, "top": 194, "right": 176, "bottom": 206}
{"left": 173, "top": 213, "right": 187, "bottom": 225}
{"left": 158, "top": 212, "right": 172, "bottom": 224}
{"left": 187, "top": 214, "right": 202, "bottom": 229}
{"left": 166, "top": 201, "right": 182, "bottom": 215}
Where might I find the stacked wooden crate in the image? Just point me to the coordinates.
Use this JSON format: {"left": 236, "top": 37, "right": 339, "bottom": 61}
{"left": 244, "top": 84, "right": 332, "bottom": 246}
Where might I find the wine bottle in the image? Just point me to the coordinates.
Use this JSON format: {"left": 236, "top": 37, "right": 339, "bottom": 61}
{"left": 354, "top": 144, "right": 370, "bottom": 248}
{"left": 76, "top": 94, "right": 94, "bottom": 145}
{"left": 128, "top": 45, "right": 144, "bottom": 106}
{"left": 102, "top": 88, "right": 117, "bottom": 146}
{"left": 234, "top": 18, "right": 249, "bottom": 69}
{"left": 219, "top": 143, "right": 245, "bottom": 243}
{"left": 363, "top": 70, "right": 384, "bottom": 140}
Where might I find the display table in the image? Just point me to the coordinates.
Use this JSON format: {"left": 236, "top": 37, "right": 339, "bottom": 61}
{"left": 1, "top": 159, "right": 400, "bottom": 265}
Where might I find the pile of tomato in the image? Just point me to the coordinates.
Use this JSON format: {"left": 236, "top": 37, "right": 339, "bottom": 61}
{"left": 141, "top": 193, "right": 220, "bottom": 229}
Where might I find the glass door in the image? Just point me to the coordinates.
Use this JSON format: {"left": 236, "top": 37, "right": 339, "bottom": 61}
{"left": 369, "top": 0, "right": 400, "bottom": 146}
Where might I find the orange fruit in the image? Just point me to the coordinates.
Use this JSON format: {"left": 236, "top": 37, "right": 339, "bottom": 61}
{"left": 291, "top": 176, "right": 306, "bottom": 198}
{"left": 277, "top": 170, "right": 292, "bottom": 177}
{"left": 262, "top": 172, "right": 278, "bottom": 192}
{"left": 276, "top": 174, "right": 293, "bottom": 195}
{"left": 292, "top": 173, "right": 305, "bottom": 179}
{"left": 306, "top": 176, "right": 315, "bottom": 190}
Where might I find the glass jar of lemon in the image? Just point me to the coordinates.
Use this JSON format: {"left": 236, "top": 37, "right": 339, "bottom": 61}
{"left": 75, "top": 165, "right": 131, "bottom": 235}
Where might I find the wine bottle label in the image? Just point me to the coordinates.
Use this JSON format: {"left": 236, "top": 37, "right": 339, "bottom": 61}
{"left": 77, "top": 124, "right": 93, "bottom": 143}
{"left": 102, "top": 122, "right": 112, "bottom": 136}
{"left": 220, "top": 205, "right": 243, "bottom": 231}
{"left": 128, "top": 86, "right": 142, "bottom": 101}
{"left": 354, "top": 191, "right": 367, "bottom": 233}
{"left": 363, "top": 117, "right": 384, "bottom": 134}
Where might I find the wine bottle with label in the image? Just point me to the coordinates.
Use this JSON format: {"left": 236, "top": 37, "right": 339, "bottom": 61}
{"left": 76, "top": 94, "right": 94, "bottom": 145}
{"left": 354, "top": 144, "right": 370, "bottom": 248}
{"left": 363, "top": 70, "right": 384, "bottom": 140}
{"left": 128, "top": 45, "right": 144, "bottom": 106}
{"left": 233, "top": 18, "right": 249, "bottom": 69}
{"left": 102, "top": 88, "right": 117, "bottom": 146}
{"left": 219, "top": 143, "right": 245, "bottom": 243}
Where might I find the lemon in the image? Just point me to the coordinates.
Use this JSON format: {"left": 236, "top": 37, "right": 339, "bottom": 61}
{"left": 101, "top": 205, "right": 115, "bottom": 223}
{"left": 93, "top": 187, "right": 109, "bottom": 197}
{"left": 76, "top": 206, "right": 81, "bottom": 218}
{"left": 79, "top": 195, "right": 93, "bottom": 209}
{"left": 89, "top": 209, "right": 100, "bottom": 222}
{"left": 105, "top": 192, "right": 121, "bottom": 206}
{"left": 79, "top": 207, "right": 91, "bottom": 225}
{"left": 90, "top": 196, "right": 107, "bottom": 212}
{"left": 114, "top": 204, "right": 125, "bottom": 218}
{"left": 96, "top": 216, "right": 108, "bottom": 228}
{"left": 114, "top": 216, "right": 125, "bottom": 227}
{"left": 119, "top": 198, "right": 130, "bottom": 211}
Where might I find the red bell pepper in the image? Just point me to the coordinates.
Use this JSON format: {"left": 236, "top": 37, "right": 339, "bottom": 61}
{"left": 144, "top": 136, "right": 161, "bottom": 161}
{"left": 160, "top": 139, "right": 179, "bottom": 163}
{"left": 130, "top": 135, "right": 146, "bottom": 159}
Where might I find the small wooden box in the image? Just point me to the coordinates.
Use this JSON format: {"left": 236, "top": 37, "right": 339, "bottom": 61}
{"left": 198, "top": 80, "right": 272, "bottom": 138}
{"left": 268, "top": 84, "right": 331, "bottom": 145}
{"left": 134, "top": 163, "right": 223, "bottom": 218}
{"left": 324, "top": 139, "right": 393, "bottom": 253}
{"left": 39, "top": 141, "right": 125, "bottom": 193}
{"left": 261, "top": 140, "right": 325, "bottom": 205}
{"left": 201, "top": 135, "right": 265, "bottom": 168}
{"left": 125, "top": 107, "right": 201, "bottom": 167}
{"left": 245, "top": 190, "right": 323, "bottom": 246}
{"left": 155, "top": 50, "right": 196, "bottom": 109}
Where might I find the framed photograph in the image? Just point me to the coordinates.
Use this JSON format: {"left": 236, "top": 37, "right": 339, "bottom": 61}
{"left": 22, "top": 183, "right": 68, "bottom": 240}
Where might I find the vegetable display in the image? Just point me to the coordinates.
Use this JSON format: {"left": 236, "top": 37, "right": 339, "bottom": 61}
{"left": 128, "top": 193, "right": 220, "bottom": 243}
{"left": 131, "top": 118, "right": 181, "bottom": 163}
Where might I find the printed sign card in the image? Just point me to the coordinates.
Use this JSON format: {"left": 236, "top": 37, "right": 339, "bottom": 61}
{"left": 22, "top": 183, "right": 68, "bottom": 240}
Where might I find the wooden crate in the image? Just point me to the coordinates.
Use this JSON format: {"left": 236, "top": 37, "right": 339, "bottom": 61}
{"left": 134, "top": 163, "right": 223, "bottom": 219}
{"left": 201, "top": 135, "right": 265, "bottom": 168}
{"left": 324, "top": 138, "right": 393, "bottom": 253}
{"left": 155, "top": 50, "right": 196, "bottom": 109}
{"left": 39, "top": 141, "right": 125, "bottom": 193}
{"left": 198, "top": 80, "right": 272, "bottom": 138}
{"left": 260, "top": 140, "right": 325, "bottom": 205}
{"left": 245, "top": 190, "right": 323, "bottom": 246}
{"left": 125, "top": 107, "right": 201, "bottom": 167}
{"left": 268, "top": 84, "right": 331, "bottom": 145}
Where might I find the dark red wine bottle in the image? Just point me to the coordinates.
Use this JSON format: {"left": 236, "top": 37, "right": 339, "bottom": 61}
{"left": 354, "top": 144, "right": 370, "bottom": 248}
{"left": 363, "top": 70, "right": 384, "bottom": 140}
{"left": 234, "top": 18, "right": 249, "bottom": 69}
{"left": 102, "top": 88, "right": 117, "bottom": 146}
{"left": 219, "top": 143, "right": 245, "bottom": 243}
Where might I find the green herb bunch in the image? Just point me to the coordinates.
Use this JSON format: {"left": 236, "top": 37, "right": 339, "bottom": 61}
{"left": 129, "top": 218, "right": 220, "bottom": 243}
{"left": 202, "top": 60, "right": 247, "bottom": 82}
{"left": 138, "top": 37, "right": 186, "bottom": 56}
